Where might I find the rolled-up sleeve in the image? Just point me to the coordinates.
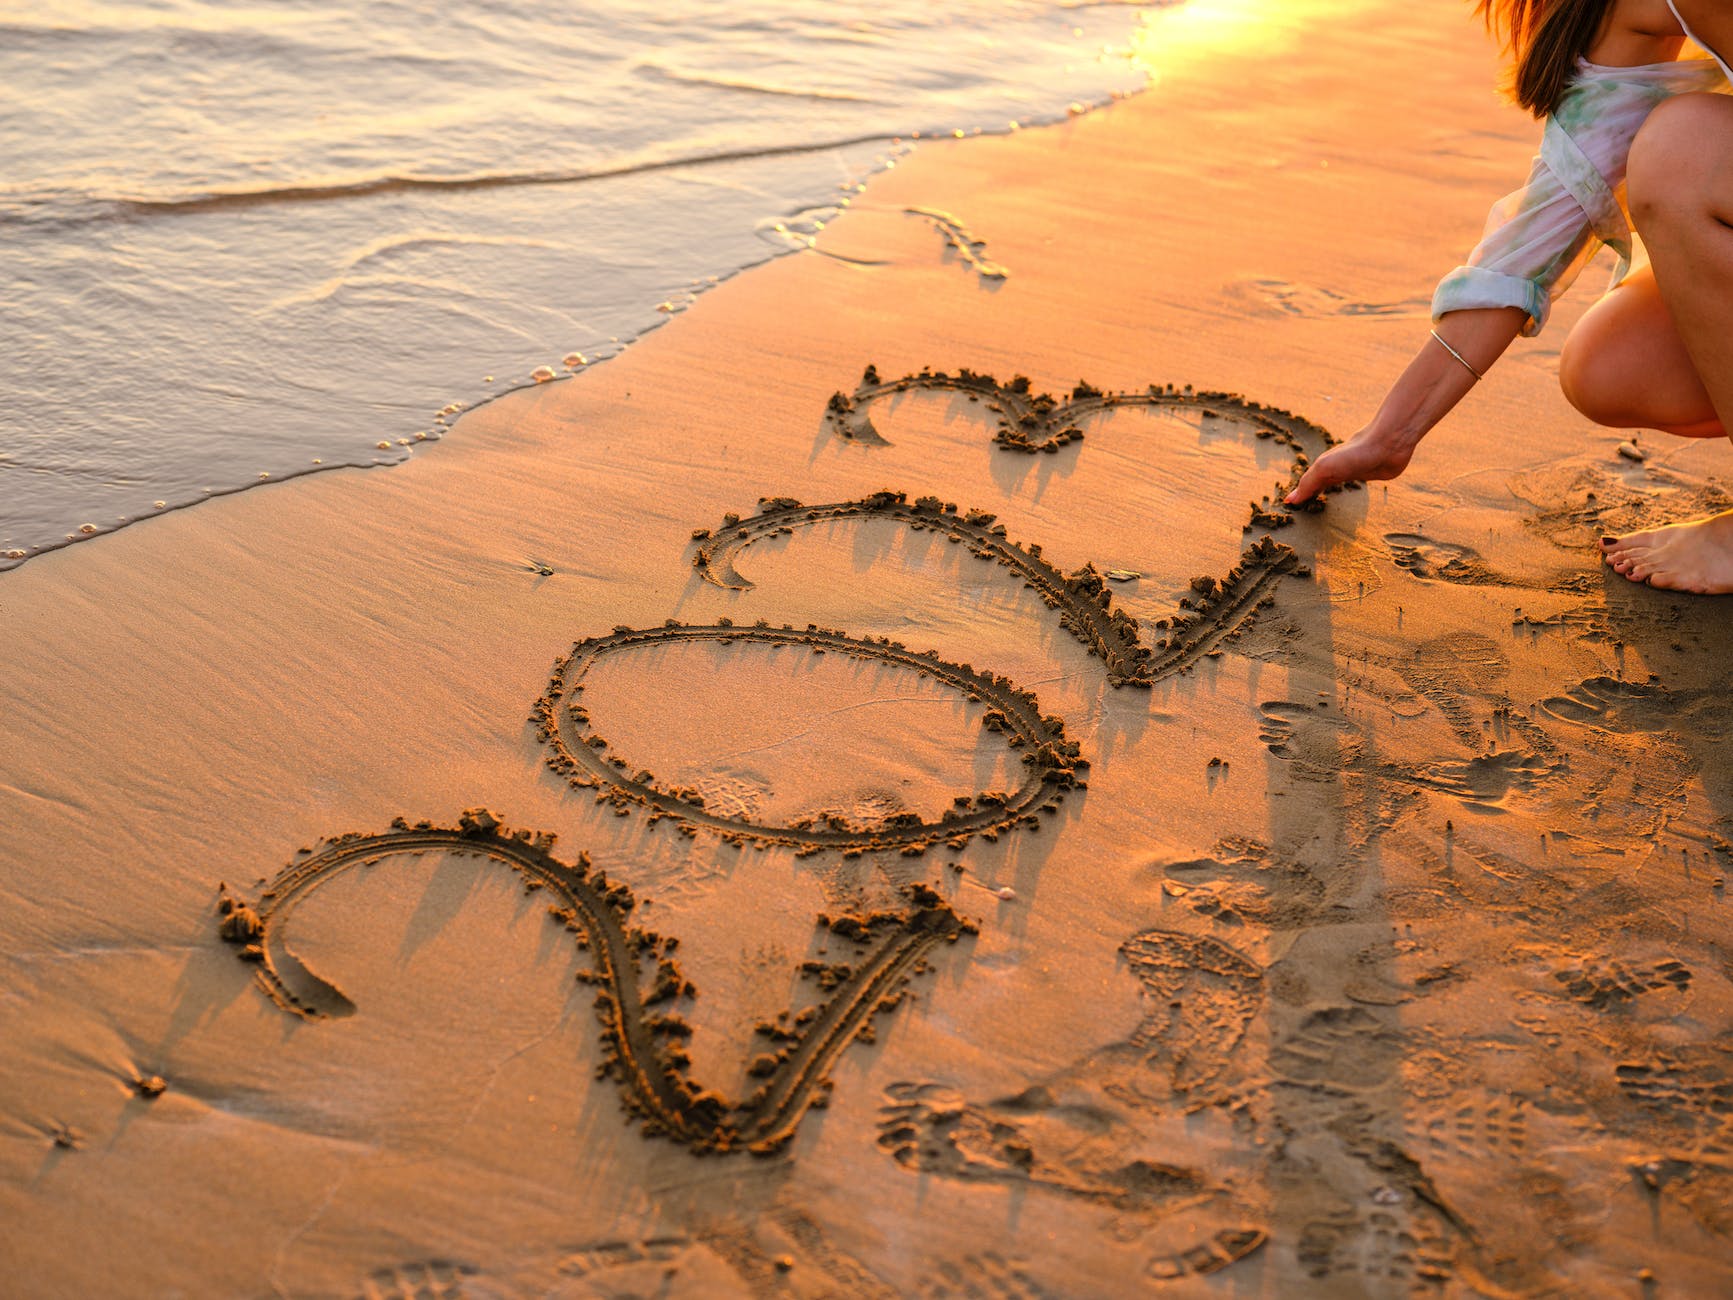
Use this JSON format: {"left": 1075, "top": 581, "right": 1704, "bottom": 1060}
{"left": 1432, "top": 141, "right": 1607, "bottom": 337}
{"left": 1432, "top": 60, "right": 1727, "bottom": 336}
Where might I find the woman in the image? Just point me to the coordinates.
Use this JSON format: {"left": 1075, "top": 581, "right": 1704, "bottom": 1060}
{"left": 1285, "top": 0, "right": 1733, "bottom": 593}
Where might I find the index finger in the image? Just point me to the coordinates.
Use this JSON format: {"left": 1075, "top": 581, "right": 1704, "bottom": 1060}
{"left": 1284, "top": 459, "right": 1335, "bottom": 506}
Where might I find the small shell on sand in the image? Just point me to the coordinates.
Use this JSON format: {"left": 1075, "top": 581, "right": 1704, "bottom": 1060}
{"left": 532, "top": 366, "right": 557, "bottom": 383}
{"left": 78, "top": 524, "right": 97, "bottom": 534}
{"left": 1617, "top": 440, "right": 1646, "bottom": 463}
{"left": 995, "top": 886, "right": 1016, "bottom": 901}
{"left": 3, "top": 549, "right": 25, "bottom": 558}
{"left": 376, "top": 441, "right": 391, "bottom": 450}
{"left": 563, "top": 353, "right": 588, "bottom": 368}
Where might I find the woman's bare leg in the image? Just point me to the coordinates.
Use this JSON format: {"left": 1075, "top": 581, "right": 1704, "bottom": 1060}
{"left": 1598, "top": 93, "right": 1733, "bottom": 593}
{"left": 1559, "top": 264, "right": 1723, "bottom": 438}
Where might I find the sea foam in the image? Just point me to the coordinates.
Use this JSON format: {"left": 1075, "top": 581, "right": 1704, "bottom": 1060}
{"left": 0, "top": 0, "right": 1165, "bottom": 565}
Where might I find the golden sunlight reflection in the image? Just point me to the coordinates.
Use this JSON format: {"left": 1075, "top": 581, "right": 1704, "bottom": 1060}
{"left": 1128, "top": 0, "right": 1378, "bottom": 78}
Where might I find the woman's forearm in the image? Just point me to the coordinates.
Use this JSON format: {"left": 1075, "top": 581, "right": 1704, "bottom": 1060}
{"left": 1368, "top": 307, "right": 1530, "bottom": 445}
{"left": 1285, "top": 305, "right": 1530, "bottom": 503}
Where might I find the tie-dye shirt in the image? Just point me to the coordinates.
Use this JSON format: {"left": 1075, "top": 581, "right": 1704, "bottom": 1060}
{"left": 1432, "top": 55, "right": 1728, "bottom": 336}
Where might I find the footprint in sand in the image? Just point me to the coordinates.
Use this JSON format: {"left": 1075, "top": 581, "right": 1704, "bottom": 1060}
{"left": 1383, "top": 532, "right": 1503, "bottom": 586}
{"left": 875, "top": 1087, "right": 1268, "bottom": 1288}
{"left": 361, "top": 1260, "right": 478, "bottom": 1300}
{"left": 874, "top": 1081, "right": 1208, "bottom": 1206}
{"left": 1258, "top": 698, "right": 1549, "bottom": 808}
{"left": 1390, "top": 634, "right": 1562, "bottom": 766}
{"left": 1541, "top": 675, "right": 1733, "bottom": 741}
{"left": 1269, "top": 1005, "right": 1401, "bottom": 1088}
{"left": 875, "top": 929, "right": 1268, "bottom": 1285}
{"left": 1617, "top": 1048, "right": 1733, "bottom": 1133}
{"left": 1297, "top": 1209, "right": 1455, "bottom": 1291}
{"left": 1420, "top": 1090, "right": 1530, "bottom": 1163}
{"left": 1402, "top": 749, "right": 1554, "bottom": 807}
{"left": 558, "top": 1236, "right": 689, "bottom": 1279}
{"left": 916, "top": 1252, "right": 1059, "bottom": 1300}
{"left": 1158, "top": 839, "right": 1329, "bottom": 930}
{"left": 1542, "top": 675, "right": 1677, "bottom": 733}
{"left": 1258, "top": 699, "right": 1359, "bottom": 779}
{"left": 1552, "top": 956, "right": 1692, "bottom": 1010}
{"left": 1119, "top": 929, "right": 1265, "bottom": 1097}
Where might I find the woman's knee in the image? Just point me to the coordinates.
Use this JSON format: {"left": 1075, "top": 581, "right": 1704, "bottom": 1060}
{"left": 1558, "top": 318, "right": 1623, "bottom": 425}
{"left": 1559, "top": 284, "right": 1662, "bottom": 428}
{"left": 1628, "top": 93, "right": 1732, "bottom": 229}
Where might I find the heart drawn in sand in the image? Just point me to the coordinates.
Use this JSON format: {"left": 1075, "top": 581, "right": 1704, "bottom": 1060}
{"left": 219, "top": 365, "right": 1334, "bottom": 1160}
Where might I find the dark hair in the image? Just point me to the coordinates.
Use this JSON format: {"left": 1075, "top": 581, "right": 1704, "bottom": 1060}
{"left": 1477, "top": 0, "right": 1615, "bottom": 117}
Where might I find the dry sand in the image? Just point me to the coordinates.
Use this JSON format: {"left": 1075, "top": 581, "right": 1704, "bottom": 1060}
{"left": 5, "top": 0, "right": 1733, "bottom": 1294}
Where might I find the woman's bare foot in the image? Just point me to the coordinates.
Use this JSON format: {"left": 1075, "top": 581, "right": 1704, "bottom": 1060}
{"left": 1599, "top": 509, "right": 1733, "bottom": 593}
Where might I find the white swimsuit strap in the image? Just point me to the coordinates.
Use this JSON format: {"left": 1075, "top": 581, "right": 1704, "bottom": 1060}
{"left": 1668, "top": 0, "right": 1733, "bottom": 79}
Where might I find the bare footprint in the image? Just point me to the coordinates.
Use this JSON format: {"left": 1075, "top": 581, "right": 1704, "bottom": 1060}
{"left": 1258, "top": 700, "right": 1359, "bottom": 779}
{"left": 1384, "top": 532, "right": 1502, "bottom": 586}
{"left": 1541, "top": 675, "right": 1732, "bottom": 741}
{"left": 1158, "top": 838, "right": 1328, "bottom": 930}
{"left": 874, "top": 1081, "right": 1206, "bottom": 1208}
{"left": 1403, "top": 749, "right": 1552, "bottom": 806}
{"left": 1541, "top": 676, "right": 1678, "bottom": 732}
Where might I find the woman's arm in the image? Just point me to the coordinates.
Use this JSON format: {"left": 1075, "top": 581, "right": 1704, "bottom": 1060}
{"left": 1672, "top": 0, "right": 1733, "bottom": 61}
{"left": 1285, "top": 51, "right": 1719, "bottom": 507}
{"left": 1286, "top": 307, "right": 1529, "bottom": 504}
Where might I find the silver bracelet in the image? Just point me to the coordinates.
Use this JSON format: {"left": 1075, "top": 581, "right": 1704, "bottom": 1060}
{"left": 1430, "top": 329, "right": 1485, "bottom": 382}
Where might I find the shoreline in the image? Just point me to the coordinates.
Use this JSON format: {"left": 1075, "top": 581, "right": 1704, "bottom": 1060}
{"left": 6, "top": 0, "right": 1733, "bottom": 1294}
{"left": 0, "top": 6, "right": 1152, "bottom": 573}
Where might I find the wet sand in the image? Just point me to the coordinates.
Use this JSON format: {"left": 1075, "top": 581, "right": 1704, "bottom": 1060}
{"left": 5, "top": 0, "right": 1733, "bottom": 1294}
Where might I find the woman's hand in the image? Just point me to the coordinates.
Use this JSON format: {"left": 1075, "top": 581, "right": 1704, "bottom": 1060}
{"left": 1285, "top": 427, "right": 1419, "bottom": 505}
{"left": 1284, "top": 309, "right": 1527, "bottom": 507}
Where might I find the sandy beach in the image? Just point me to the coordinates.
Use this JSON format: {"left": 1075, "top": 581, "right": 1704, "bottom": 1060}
{"left": 5, "top": 0, "right": 1733, "bottom": 1294}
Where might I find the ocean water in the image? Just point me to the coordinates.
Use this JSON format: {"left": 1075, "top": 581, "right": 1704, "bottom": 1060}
{"left": 0, "top": 0, "right": 1164, "bottom": 567}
